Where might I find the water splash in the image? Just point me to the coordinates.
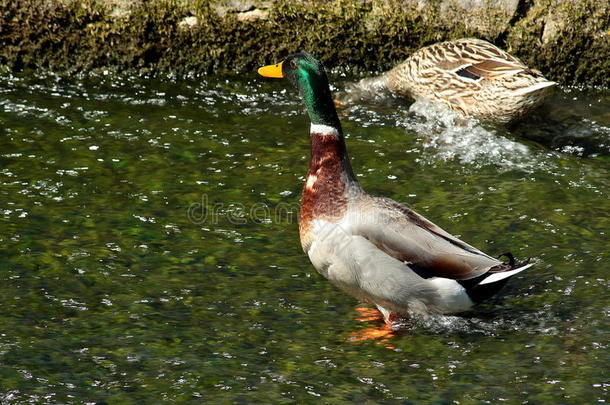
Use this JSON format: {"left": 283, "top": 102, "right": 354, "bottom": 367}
{"left": 403, "top": 98, "right": 534, "bottom": 169}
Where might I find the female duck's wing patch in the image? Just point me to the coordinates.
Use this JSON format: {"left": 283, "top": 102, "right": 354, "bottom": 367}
{"left": 430, "top": 39, "right": 529, "bottom": 81}
{"left": 459, "top": 59, "right": 528, "bottom": 80}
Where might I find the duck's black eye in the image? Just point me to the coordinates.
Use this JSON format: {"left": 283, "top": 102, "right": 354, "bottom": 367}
{"left": 290, "top": 60, "right": 298, "bottom": 69}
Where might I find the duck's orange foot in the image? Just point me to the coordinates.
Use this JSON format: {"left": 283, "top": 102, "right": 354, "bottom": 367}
{"left": 348, "top": 324, "right": 395, "bottom": 343}
{"left": 354, "top": 306, "right": 384, "bottom": 322}
{"left": 349, "top": 307, "right": 406, "bottom": 349}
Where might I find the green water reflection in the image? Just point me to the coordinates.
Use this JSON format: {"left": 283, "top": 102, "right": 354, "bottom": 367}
{"left": 0, "top": 73, "right": 608, "bottom": 403}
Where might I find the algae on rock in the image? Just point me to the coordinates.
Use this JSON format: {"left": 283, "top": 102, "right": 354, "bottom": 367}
{"left": 0, "top": 0, "right": 607, "bottom": 85}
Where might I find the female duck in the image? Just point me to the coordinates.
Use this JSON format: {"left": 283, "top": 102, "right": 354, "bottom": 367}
{"left": 258, "top": 52, "right": 532, "bottom": 324}
{"left": 369, "top": 38, "right": 555, "bottom": 123}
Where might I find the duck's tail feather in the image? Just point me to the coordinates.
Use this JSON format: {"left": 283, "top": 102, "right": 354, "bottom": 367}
{"left": 512, "top": 80, "right": 556, "bottom": 96}
{"left": 459, "top": 260, "right": 534, "bottom": 303}
{"left": 478, "top": 262, "right": 534, "bottom": 285}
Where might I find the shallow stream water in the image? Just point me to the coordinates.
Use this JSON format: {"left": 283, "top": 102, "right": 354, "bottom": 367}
{"left": 0, "top": 72, "right": 608, "bottom": 403}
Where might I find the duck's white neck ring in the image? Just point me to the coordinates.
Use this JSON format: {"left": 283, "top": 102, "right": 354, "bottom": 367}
{"left": 310, "top": 123, "right": 340, "bottom": 136}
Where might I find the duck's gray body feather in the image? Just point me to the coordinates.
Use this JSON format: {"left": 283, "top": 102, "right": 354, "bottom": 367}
{"left": 302, "top": 189, "right": 528, "bottom": 318}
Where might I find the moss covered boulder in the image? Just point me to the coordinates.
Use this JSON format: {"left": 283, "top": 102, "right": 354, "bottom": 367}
{"left": 0, "top": 0, "right": 607, "bottom": 85}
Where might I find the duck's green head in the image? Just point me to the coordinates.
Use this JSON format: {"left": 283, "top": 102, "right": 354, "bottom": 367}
{"left": 258, "top": 52, "right": 340, "bottom": 129}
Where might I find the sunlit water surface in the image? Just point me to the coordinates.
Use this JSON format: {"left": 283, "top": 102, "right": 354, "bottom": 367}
{"left": 0, "top": 72, "right": 608, "bottom": 403}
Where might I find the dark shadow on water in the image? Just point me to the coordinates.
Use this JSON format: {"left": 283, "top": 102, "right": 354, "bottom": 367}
{"left": 511, "top": 107, "right": 610, "bottom": 157}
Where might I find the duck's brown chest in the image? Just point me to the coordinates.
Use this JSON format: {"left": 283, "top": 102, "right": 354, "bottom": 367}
{"left": 299, "top": 133, "right": 351, "bottom": 248}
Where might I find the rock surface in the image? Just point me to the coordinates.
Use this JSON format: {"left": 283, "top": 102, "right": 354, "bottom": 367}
{"left": 0, "top": 0, "right": 607, "bottom": 85}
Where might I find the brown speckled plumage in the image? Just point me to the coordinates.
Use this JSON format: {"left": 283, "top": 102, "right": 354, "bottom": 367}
{"left": 384, "top": 38, "right": 556, "bottom": 123}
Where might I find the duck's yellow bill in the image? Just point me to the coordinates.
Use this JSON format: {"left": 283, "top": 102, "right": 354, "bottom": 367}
{"left": 258, "top": 62, "right": 284, "bottom": 78}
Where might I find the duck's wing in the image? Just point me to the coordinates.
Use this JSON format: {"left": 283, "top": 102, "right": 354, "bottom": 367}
{"left": 351, "top": 196, "right": 508, "bottom": 280}
{"left": 425, "top": 39, "right": 536, "bottom": 81}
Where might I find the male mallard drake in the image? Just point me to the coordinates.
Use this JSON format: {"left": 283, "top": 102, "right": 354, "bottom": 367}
{"left": 258, "top": 52, "right": 533, "bottom": 324}
{"left": 378, "top": 38, "right": 556, "bottom": 124}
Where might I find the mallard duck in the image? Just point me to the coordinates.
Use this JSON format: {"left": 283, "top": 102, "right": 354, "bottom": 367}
{"left": 378, "top": 38, "right": 556, "bottom": 123}
{"left": 258, "top": 52, "right": 533, "bottom": 325}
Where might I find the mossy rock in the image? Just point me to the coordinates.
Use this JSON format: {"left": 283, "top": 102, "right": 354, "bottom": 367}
{"left": 0, "top": 0, "right": 607, "bottom": 85}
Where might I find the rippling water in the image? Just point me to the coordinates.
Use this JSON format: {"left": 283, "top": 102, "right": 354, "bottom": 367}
{"left": 0, "top": 71, "right": 608, "bottom": 403}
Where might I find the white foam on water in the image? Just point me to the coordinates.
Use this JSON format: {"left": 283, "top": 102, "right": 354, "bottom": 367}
{"left": 401, "top": 98, "right": 536, "bottom": 170}
{"left": 389, "top": 309, "right": 562, "bottom": 337}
